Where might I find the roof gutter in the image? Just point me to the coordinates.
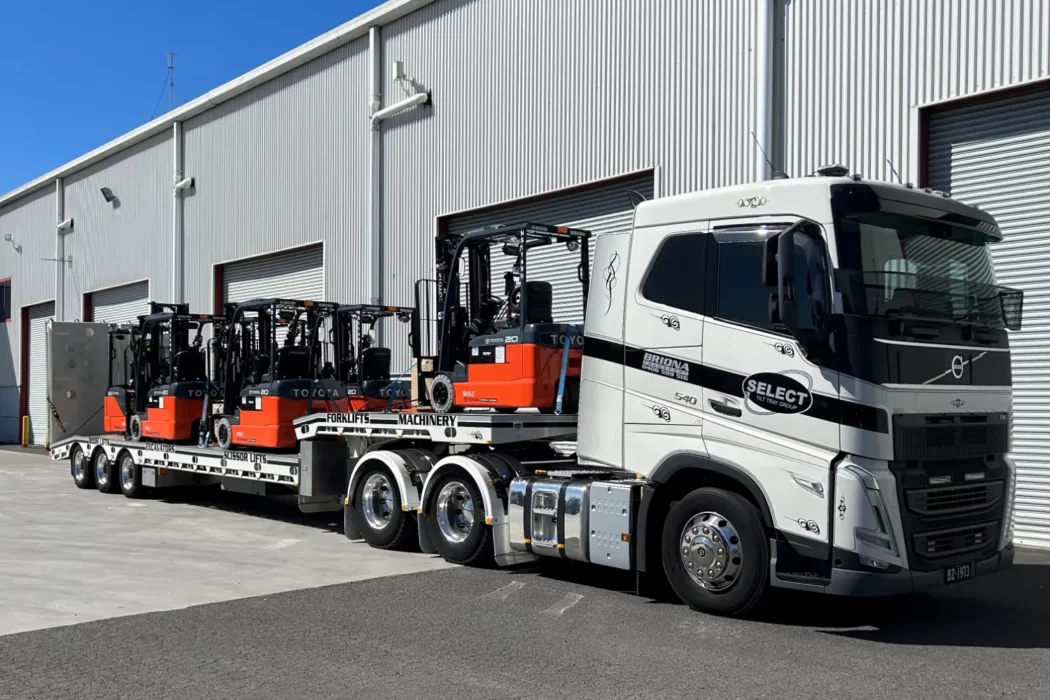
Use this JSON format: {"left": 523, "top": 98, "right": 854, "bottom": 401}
{"left": 0, "top": 0, "right": 437, "bottom": 210}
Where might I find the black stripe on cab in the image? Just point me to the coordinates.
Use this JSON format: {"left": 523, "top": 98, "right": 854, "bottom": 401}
{"left": 583, "top": 335, "right": 888, "bottom": 434}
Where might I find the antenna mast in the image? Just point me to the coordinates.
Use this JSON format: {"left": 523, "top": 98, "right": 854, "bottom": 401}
{"left": 168, "top": 52, "right": 176, "bottom": 111}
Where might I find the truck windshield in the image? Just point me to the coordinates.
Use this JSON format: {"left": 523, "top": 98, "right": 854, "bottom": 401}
{"left": 834, "top": 210, "right": 1022, "bottom": 330}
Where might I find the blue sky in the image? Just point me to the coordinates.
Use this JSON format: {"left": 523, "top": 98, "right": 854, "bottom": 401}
{"left": 0, "top": 0, "right": 382, "bottom": 195}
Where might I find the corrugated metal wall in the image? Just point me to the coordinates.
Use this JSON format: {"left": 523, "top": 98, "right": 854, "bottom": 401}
{"left": 64, "top": 132, "right": 172, "bottom": 315}
{"left": 0, "top": 189, "right": 56, "bottom": 442}
{"left": 781, "top": 0, "right": 1050, "bottom": 185}
{"left": 182, "top": 37, "right": 370, "bottom": 315}
{"left": 378, "top": 0, "right": 759, "bottom": 309}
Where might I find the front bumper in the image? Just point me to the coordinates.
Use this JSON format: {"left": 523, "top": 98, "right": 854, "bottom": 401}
{"left": 824, "top": 543, "right": 1014, "bottom": 597}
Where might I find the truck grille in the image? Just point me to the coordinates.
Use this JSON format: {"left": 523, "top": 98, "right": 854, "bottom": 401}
{"left": 893, "top": 413, "right": 1009, "bottom": 461}
{"left": 905, "top": 482, "right": 1003, "bottom": 516}
{"left": 914, "top": 522, "right": 998, "bottom": 559}
{"left": 890, "top": 441, "right": 1008, "bottom": 572}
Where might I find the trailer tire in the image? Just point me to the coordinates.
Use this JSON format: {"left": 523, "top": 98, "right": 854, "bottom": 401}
{"left": 352, "top": 464, "right": 416, "bottom": 550}
{"left": 661, "top": 487, "right": 770, "bottom": 617}
{"left": 70, "top": 445, "right": 94, "bottom": 489}
{"left": 430, "top": 374, "right": 456, "bottom": 414}
{"left": 117, "top": 451, "right": 149, "bottom": 499}
{"left": 215, "top": 417, "right": 233, "bottom": 450}
{"left": 93, "top": 449, "right": 121, "bottom": 494}
{"left": 425, "top": 471, "right": 493, "bottom": 565}
{"left": 128, "top": 413, "right": 142, "bottom": 441}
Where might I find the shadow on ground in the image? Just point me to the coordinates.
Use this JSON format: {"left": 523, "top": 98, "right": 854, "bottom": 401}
{"left": 156, "top": 485, "right": 343, "bottom": 534}
{"left": 503, "top": 550, "right": 1050, "bottom": 650}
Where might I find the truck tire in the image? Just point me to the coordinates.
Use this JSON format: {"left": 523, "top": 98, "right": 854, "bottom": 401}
{"left": 70, "top": 445, "right": 95, "bottom": 489}
{"left": 425, "top": 472, "right": 492, "bottom": 565}
{"left": 661, "top": 487, "right": 770, "bottom": 617}
{"left": 93, "top": 449, "right": 121, "bottom": 494}
{"left": 117, "top": 451, "right": 149, "bottom": 499}
{"left": 352, "top": 464, "right": 416, "bottom": 550}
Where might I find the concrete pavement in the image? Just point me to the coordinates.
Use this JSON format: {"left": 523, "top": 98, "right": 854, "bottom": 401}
{"left": 0, "top": 449, "right": 453, "bottom": 636}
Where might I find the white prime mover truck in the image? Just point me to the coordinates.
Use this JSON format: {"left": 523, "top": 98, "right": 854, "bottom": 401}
{"left": 52, "top": 168, "right": 1021, "bottom": 617}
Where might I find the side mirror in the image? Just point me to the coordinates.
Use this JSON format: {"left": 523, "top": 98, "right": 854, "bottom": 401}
{"left": 777, "top": 224, "right": 830, "bottom": 358}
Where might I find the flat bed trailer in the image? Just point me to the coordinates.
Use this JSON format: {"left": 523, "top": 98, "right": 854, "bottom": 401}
{"left": 51, "top": 411, "right": 579, "bottom": 514}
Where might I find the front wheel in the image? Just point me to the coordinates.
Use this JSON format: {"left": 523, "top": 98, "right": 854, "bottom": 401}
{"left": 70, "top": 445, "right": 94, "bottom": 489}
{"left": 429, "top": 374, "right": 456, "bottom": 413}
{"left": 214, "top": 416, "right": 233, "bottom": 450}
{"left": 352, "top": 465, "right": 416, "bottom": 550}
{"left": 661, "top": 487, "right": 770, "bottom": 617}
{"left": 425, "top": 472, "right": 492, "bottom": 565}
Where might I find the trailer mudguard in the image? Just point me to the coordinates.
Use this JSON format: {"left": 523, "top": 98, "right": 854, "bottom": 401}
{"left": 419, "top": 455, "right": 536, "bottom": 567}
{"left": 346, "top": 450, "right": 421, "bottom": 514}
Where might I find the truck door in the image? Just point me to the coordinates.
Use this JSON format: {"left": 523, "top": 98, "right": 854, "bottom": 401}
{"left": 699, "top": 220, "right": 839, "bottom": 545}
{"left": 622, "top": 222, "right": 709, "bottom": 469}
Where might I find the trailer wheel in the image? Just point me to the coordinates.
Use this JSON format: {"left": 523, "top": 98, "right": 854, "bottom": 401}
{"left": 215, "top": 417, "right": 233, "bottom": 450}
{"left": 661, "top": 487, "right": 770, "bottom": 617}
{"left": 128, "top": 413, "right": 143, "bottom": 441}
{"left": 352, "top": 465, "right": 416, "bottom": 550}
{"left": 425, "top": 472, "right": 492, "bottom": 565}
{"left": 93, "top": 449, "right": 121, "bottom": 494}
{"left": 430, "top": 374, "right": 456, "bottom": 414}
{"left": 118, "top": 452, "right": 148, "bottom": 499}
{"left": 70, "top": 445, "right": 94, "bottom": 489}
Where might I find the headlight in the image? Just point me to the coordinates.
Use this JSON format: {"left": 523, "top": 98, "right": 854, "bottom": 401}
{"left": 843, "top": 464, "right": 898, "bottom": 556}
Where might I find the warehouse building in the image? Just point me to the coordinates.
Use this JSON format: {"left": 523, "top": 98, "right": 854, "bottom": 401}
{"left": 1, "top": 0, "right": 1049, "bottom": 544}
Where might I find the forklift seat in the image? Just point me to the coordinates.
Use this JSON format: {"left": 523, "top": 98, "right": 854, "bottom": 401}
{"left": 275, "top": 346, "right": 310, "bottom": 380}
{"left": 360, "top": 347, "right": 391, "bottom": 382}
{"left": 173, "top": 349, "right": 206, "bottom": 382}
{"left": 524, "top": 281, "right": 553, "bottom": 324}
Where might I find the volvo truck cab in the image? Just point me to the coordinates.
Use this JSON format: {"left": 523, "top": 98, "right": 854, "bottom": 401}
{"left": 567, "top": 167, "right": 1022, "bottom": 613}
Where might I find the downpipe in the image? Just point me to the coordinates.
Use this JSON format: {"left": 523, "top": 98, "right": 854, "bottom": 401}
{"left": 754, "top": 0, "right": 774, "bottom": 181}
{"left": 367, "top": 25, "right": 431, "bottom": 317}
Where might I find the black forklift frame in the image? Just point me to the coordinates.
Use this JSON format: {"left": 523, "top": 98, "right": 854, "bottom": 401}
{"left": 130, "top": 302, "right": 225, "bottom": 416}
{"left": 428, "top": 222, "right": 591, "bottom": 374}
{"left": 219, "top": 298, "right": 340, "bottom": 411}
{"left": 334, "top": 303, "right": 415, "bottom": 383}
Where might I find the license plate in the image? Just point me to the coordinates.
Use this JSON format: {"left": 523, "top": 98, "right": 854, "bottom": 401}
{"left": 944, "top": 561, "right": 974, "bottom": 584}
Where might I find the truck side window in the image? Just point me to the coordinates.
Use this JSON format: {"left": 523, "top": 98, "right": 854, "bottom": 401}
{"left": 640, "top": 233, "right": 707, "bottom": 315}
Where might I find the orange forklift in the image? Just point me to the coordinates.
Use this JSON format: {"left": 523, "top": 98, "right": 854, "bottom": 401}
{"left": 418, "top": 222, "right": 590, "bottom": 413}
{"left": 334, "top": 304, "right": 414, "bottom": 412}
{"left": 213, "top": 298, "right": 342, "bottom": 450}
{"left": 124, "top": 303, "right": 225, "bottom": 443}
{"left": 103, "top": 323, "right": 140, "bottom": 434}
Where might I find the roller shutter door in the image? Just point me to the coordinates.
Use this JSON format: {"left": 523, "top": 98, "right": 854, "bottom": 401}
{"left": 223, "top": 245, "right": 324, "bottom": 305}
{"left": 928, "top": 88, "right": 1050, "bottom": 548}
{"left": 446, "top": 174, "right": 655, "bottom": 324}
{"left": 26, "top": 301, "right": 55, "bottom": 446}
{"left": 91, "top": 281, "right": 149, "bottom": 324}
{"left": 223, "top": 245, "right": 324, "bottom": 346}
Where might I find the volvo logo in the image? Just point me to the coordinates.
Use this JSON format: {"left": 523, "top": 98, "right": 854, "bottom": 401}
{"left": 737, "top": 196, "right": 767, "bottom": 208}
{"left": 951, "top": 355, "right": 965, "bottom": 379}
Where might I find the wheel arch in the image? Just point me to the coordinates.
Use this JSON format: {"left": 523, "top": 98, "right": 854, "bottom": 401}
{"left": 419, "top": 455, "right": 502, "bottom": 526}
{"left": 346, "top": 449, "right": 421, "bottom": 512}
{"left": 637, "top": 452, "right": 776, "bottom": 574}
